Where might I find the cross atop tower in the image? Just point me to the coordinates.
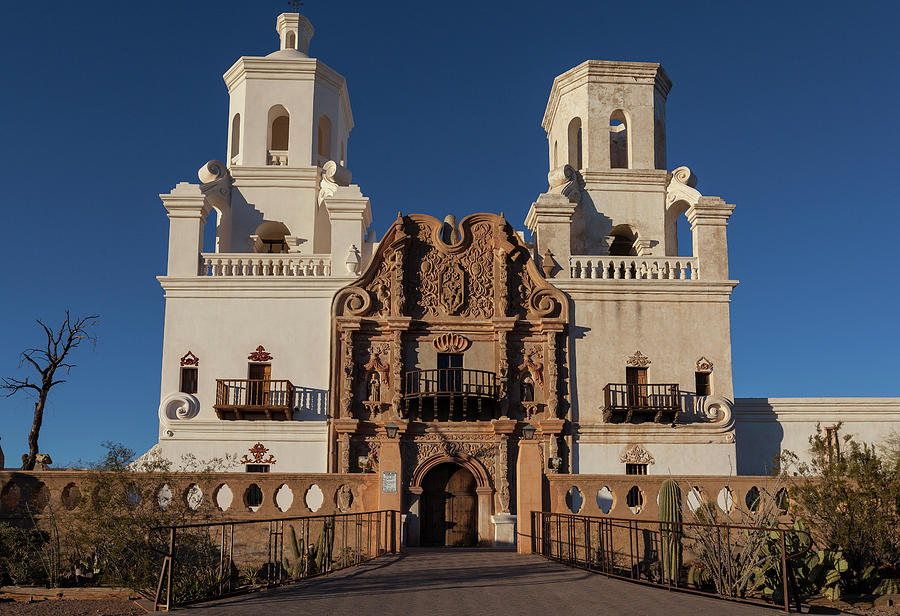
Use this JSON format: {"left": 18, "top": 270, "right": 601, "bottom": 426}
{"left": 287, "top": 0, "right": 303, "bottom": 11}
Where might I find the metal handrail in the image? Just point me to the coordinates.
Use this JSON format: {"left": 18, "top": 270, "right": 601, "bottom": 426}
{"left": 402, "top": 368, "right": 498, "bottom": 399}
{"left": 145, "top": 509, "right": 401, "bottom": 612}
{"left": 531, "top": 511, "right": 812, "bottom": 613}
{"left": 215, "top": 379, "right": 294, "bottom": 408}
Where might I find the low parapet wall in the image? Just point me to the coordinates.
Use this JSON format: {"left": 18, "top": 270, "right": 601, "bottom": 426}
{"left": 734, "top": 397, "right": 900, "bottom": 475}
{"left": 547, "top": 474, "right": 781, "bottom": 519}
{"left": 0, "top": 470, "right": 378, "bottom": 520}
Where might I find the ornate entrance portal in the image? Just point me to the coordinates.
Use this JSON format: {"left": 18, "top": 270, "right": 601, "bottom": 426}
{"left": 421, "top": 463, "right": 477, "bottom": 547}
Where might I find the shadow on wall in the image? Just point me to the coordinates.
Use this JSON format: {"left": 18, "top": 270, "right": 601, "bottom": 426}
{"left": 571, "top": 193, "right": 614, "bottom": 256}
{"left": 566, "top": 316, "right": 591, "bottom": 475}
{"left": 734, "top": 399, "right": 784, "bottom": 476}
{"left": 293, "top": 387, "right": 328, "bottom": 421}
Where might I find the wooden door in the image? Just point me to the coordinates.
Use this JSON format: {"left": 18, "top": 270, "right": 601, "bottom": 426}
{"left": 420, "top": 463, "right": 477, "bottom": 547}
{"left": 247, "top": 363, "right": 271, "bottom": 405}
{"left": 626, "top": 367, "right": 648, "bottom": 407}
{"left": 445, "top": 466, "right": 477, "bottom": 546}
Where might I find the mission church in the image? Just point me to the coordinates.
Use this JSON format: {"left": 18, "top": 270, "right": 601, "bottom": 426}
{"left": 149, "top": 12, "right": 899, "bottom": 546}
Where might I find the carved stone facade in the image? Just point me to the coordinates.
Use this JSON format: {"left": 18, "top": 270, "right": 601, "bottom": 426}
{"left": 329, "top": 213, "right": 568, "bottom": 538}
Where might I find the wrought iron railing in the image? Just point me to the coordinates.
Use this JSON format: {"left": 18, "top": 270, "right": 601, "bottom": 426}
{"left": 214, "top": 379, "right": 295, "bottom": 420}
{"left": 146, "top": 510, "right": 401, "bottom": 611}
{"left": 530, "top": 511, "right": 811, "bottom": 613}
{"left": 402, "top": 368, "right": 498, "bottom": 398}
{"left": 602, "top": 383, "right": 680, "bottom": 423}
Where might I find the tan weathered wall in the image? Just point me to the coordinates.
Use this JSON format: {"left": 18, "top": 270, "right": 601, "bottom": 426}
{"left": 0, "top": 471, "right": 378, "bottom": 520}
{"left": 546, "top": 474, "right": 782, "bottom": 520}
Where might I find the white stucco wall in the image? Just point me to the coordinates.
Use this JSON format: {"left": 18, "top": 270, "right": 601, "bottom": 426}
{"left": 734, "top": 398, "right": 900, "bottom": 475}
{"left": 154, "top": 277, "right": 351, "bottom": 472}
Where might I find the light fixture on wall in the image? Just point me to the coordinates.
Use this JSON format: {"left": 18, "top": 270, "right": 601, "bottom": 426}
{"left": 384, "top": 423, "right": 399, "bottom": 439}
{"left": 522, "top": 424, "right": 537, "bottom": 440}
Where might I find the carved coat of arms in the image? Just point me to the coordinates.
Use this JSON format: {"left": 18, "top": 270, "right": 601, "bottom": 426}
{"left": 438, "top": 261, "right": 465, "bottom": 314}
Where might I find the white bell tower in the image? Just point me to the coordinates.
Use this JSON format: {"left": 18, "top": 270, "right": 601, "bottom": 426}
{"left": 205, "top": 11, "right": 370, "bottom": 261}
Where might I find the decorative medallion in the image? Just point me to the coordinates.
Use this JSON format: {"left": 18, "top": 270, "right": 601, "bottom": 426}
{"left": 626, "top": 350, "right": 651, "bottom": 368}
{"left": 619, "top": 444, "right": 655, "bottom": 466}
{"left": 696, "top": 356, "right": 714, "bottom": 373}
{"left": 179, "top": 351, "right": 199, "bottom": 367}
{"left": 432, "top": 333, "right": 470, "bottom": 353}
{"left": 248, "top": 345, "right": 273, "bottom": 362}
{"left": 240, "top": 442, "right": 276, "bottom": 465}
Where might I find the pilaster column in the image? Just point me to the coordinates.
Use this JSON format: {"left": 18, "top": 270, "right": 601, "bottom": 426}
{"left": 516, "top": 437, "right": 545, "bottom": 554}
{"left": 324, "top": 185, "right": 372, "bottom": 276}
{"left": 686, "top": 196, "right": 736, "bottom": 280}
{"left": 376, "top": 421, "right": 408, "bottom": 546}
{"left": 161, "top": 182, "right": 210, "bottom": 276}
{"left": 525, "top": 193, "right": 577, "bottom": 278}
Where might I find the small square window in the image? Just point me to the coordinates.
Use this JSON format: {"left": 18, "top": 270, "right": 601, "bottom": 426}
{"left": 245, "top": 464, "right": 270, "bottom": 473}
{"left": 180, "top": 367, "right": 198, "bottom": 394}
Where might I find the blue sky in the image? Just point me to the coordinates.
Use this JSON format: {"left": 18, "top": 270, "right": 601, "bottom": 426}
{"left": 1, "top": 1, "right": 898, "bottom": 467}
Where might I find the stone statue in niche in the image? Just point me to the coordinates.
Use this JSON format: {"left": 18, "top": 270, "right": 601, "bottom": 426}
{"left": 520, "top": 376, "right": 535, "bottom": 402}
{"left": 517, "top": 346, "right": 544, "bottom": 390}
{"left": 367, "top": 372, "right": 381, "bottom": 402}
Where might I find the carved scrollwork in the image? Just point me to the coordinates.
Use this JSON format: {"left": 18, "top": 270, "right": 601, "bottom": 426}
{"left": 529, "top": 288, "right": 561, "bottom": 318}
{"left": 547, "top": 164, "right": 585, "bottom": 203}
{"left": 626, "top": 350, "right": 651, "bottom": 367}
{"left": 336, "top": 286, "right": 373, "bottom": 317}
{"left": 198, "top": 160, "right": 227, "bottom": 184}
{"left": 620, "top": 444, "right": 655, "bottom": 466}
{"left": 159, "top": 392, "right": 200, "bottom": 421}
{"left": 339, "top": 330, "right": 355, "bottom": 417}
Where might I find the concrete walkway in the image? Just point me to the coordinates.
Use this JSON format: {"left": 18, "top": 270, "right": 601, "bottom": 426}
{"left": 189, "top": 548, "right": 775, "bottom": 615}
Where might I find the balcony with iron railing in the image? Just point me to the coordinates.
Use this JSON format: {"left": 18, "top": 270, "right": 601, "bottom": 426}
{"left": 601, "top": 383, "right": 681, "bottom": 424}
{"left": 214, "top": 379, "right": 295, "bottom": 420}
{"left": 402, "top": 368, "right": 499, "bottom": 421}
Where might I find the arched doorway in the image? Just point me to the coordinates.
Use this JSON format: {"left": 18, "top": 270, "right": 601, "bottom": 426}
{"left": 420, "top": 462, "right": 477, "bottom": 547}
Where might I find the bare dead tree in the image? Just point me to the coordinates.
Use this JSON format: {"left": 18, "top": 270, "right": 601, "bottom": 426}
{"left": 2, "top": 312, "right": 98, "bottom": 470}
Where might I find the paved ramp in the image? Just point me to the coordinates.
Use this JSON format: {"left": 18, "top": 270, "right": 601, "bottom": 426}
{"left": 190, "top": 548, "right": 772, "bottom": 615}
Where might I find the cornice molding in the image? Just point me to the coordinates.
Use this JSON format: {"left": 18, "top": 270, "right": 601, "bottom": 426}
{"left": 158, "top": 276, "right": 354, "bottom": 299}
{"left": 230, "top": 166, "right": 319, "bottom": 189}
{"left": 554, "top": 279, "right": 739, "bottom": 300}
{"left": 735, "top": 397, "right": 900, "bottom": 421}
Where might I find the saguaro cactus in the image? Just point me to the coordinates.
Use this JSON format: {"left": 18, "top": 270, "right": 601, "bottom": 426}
{"left": 658, "top": 479, "right": 683, "bottom": 585}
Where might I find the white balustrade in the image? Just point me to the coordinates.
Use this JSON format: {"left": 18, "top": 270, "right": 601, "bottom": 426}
{"left": 568, "top": 256, "right": 699, "bottom": 280}
{"left": 266, "top": 149, "right": 288, "bottom": 166}
{"left": 200, "top": 253, "right": 332, "bottom": 277}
